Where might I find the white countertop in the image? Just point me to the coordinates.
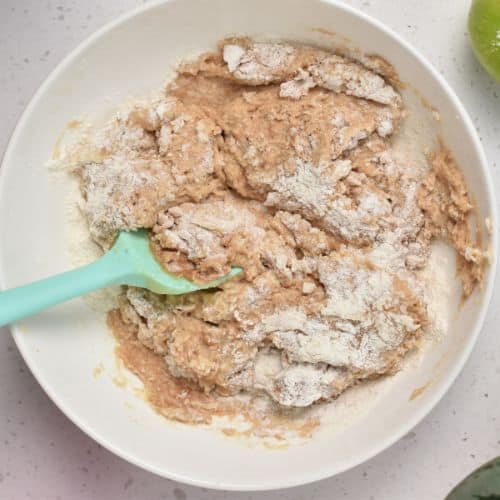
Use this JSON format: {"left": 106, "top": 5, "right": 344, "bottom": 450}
{"left": 1, "top": 1, "right": 499, "bottom": 498}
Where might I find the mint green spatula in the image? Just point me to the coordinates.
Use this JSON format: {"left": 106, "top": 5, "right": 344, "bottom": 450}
{"left": 0, "top": 229, "right": 242, "bottom": 327}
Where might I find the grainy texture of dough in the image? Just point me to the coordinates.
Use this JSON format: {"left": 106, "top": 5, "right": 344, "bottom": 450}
{"left": 417, "top": 146, "right": 487, "bottom": 296}
{"left": 74, "top": 38, "right": 485, "bottom": 435}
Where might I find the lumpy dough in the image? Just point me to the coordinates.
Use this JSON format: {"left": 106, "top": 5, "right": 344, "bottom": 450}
{"left": 77, "top": 39, "right": 486, "bottom": 425}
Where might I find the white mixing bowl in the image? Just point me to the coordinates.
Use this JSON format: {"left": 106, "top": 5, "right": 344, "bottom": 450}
{"left": 0, "top": 0, "right": 496, "bottom": 490}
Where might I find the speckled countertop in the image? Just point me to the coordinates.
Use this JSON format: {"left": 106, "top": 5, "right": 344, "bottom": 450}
{"left": 1, "top": 1, "right": 499, "bottom": 498}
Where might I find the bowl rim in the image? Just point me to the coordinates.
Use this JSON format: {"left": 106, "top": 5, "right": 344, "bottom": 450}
{"left": 0, "top": 0, "right": 497, "bottom": 491}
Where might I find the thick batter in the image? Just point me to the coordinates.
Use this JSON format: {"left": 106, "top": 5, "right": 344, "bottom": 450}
{"left": 76, "top": 38, "right": 486, "bottom": 433}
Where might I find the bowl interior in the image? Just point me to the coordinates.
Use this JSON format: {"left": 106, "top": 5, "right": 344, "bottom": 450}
{"left": 0, "top": 0, "right": 496, "bottom": 490}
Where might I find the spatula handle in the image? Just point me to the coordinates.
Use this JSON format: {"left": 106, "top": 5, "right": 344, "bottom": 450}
{"left": 0, "top": 253, "right": 129, "bottom": 327}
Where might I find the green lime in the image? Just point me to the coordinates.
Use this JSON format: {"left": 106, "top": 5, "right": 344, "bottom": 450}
{"left": 445, "top": 456, "right": 500, "bottom": 500}
{"left": 468, "top": 0, "right": 500, "bottom": 81}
